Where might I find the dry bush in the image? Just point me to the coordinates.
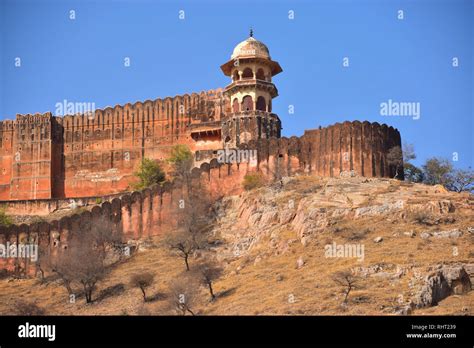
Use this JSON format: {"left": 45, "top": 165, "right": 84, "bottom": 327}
{"left": 50, "top": 216, "right": 118, "bottom": 303}
{"left": 193, "top": 262, "right": 224, "bottom": 300}
{"left": 168, "top": 276, "right": 199, "bottom": 316}
{"left": 332, "top": 270, "right": 359, "bottom": 303}
{"left": 242, "top": 173, "right": 265, "bottom": 191}
{"left": 410, "top": 210, "right": 436, "bottom": 225}
{"left": 165, "top": 176, "right": 213, "bottom": 271}
{"left": 165, "top": 230, "right": 207, "bottom": 271}
{"left": 130, "top": 272, "right": 155, "bottom": 302}
{"left": 340, "top": 227, "right": 371, "bottom": 241}
{"left": 12, "top": 300, "right": 46, "bottom": 315}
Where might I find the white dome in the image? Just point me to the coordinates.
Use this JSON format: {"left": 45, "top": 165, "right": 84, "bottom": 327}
{"left": 231, "top": 37, "right": 271, "bottom": 60}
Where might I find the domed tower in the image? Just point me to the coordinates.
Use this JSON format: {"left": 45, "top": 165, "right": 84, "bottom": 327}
{"left": 220, "top": 30, "right": 283, "bottom": 147}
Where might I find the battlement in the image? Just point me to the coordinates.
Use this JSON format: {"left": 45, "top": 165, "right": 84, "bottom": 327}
{"left": 14, "top": 112, "right": 53, "bottom": 124}
{"left": 0, "top": 88, "right": 231, "bottom": 201}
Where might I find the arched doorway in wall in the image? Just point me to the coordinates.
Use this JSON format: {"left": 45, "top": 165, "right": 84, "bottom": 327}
{"left": 232, "top": 98, "right": 240, "bottom": 113}
{"left": 256, "top": 96, "right": 266, "bottom": 111}
{"left": 242, "top": 68, "right": 253, "bottom": 79}
{"left": 256, "top": 68, "right": 265, "bottom": 80}
{"left": 241, "top": 95, "right": 254, "bottom": 111}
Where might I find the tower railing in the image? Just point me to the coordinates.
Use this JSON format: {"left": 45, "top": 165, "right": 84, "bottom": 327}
{"left": 224, "top": 79, "right": 275, "bottom": 90}
{"left": 225, "top": 111, "right": 280, "bottom": 119}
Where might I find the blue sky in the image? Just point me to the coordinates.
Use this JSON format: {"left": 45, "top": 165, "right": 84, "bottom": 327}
{"left": 0, "top": 0, "right": 472, "bottom": 169}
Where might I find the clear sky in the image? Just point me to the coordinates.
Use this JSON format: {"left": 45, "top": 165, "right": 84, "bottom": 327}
{"left": 0, "top": 0, "right": 472, "bottom": 169}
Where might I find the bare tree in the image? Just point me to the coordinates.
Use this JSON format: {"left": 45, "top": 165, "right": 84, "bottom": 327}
{"left": 51, "top": 216, "right": 117, "bottom": 303}
{"left": 387, "top": 146, "right": 403, "bottom": 179}
{"left": 446, "top": 168, "right": 474, "bottom": 193}
{"left": 165, "top": 173, "right": 213, "bottom": 271}
{"left": 168, "top": 277, "right": 198, "bottom": 316}
{"left": 402, "top": 142, "right": 416, "bottom": 163}
{"left": 74, "top": 247, "right": 106, "bottom": 303}
{"left": 193, "top": 262, "right": 224, "bottom": 300}
{"left": 130, "top": 272, "right": 155, "bottom": 302}
{"left": 165, "top": 229, "right": 206, "bottom": 271}
{"left": 332, "top": 270, "right": 359, "bottom": 303}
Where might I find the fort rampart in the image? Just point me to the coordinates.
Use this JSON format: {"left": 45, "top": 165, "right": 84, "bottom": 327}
{"left": 0, "top": 120, "right": 402, "bottom": 274}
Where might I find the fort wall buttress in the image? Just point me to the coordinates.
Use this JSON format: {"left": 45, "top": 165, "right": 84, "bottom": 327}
{"left": 0, "top": 120, "right": 15, "bottom": 200}
{"left": 301, "top": 121, "right": 401, "bottom": 178}
{"left": 2, "top": 113, "right": 55, "bottom": 201}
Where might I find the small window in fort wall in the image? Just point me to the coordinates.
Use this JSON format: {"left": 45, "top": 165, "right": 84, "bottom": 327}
{"left": 242, "top": 68, "right": 253, "bottom": 79}
{"left": 256, "top": 68, "right": 265, "bottom": 80}
{"left": 242, "top": 95, "right": 254, "bottom": 111}
{"left": 256, "top": 96, "right": 266, "bottom": 111}
{"left": 232, "top": 98, "right": 239, "bottom": 113}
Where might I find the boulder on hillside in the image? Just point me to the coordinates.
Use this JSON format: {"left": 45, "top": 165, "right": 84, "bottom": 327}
{"left": 413, "top": 265, "right": 471, "bottom": 308}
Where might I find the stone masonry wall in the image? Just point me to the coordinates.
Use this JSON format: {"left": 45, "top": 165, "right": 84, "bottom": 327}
{"left": 0, "top": 89, "right": 226, "bottom": 200}
{"left": 0, "top": 121, "right": 402, "bottom": 274}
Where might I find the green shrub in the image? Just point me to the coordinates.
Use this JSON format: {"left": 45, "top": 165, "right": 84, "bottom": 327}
{"left": 0, "top": 209, "right": 13, "bottom": 227}
{"left": 167, "top": 145, "right": 194, "bottom": 181}
{"left": 133, "top": 158, "right": 166, "bottom": 190}
{"left": 242, "top": 173, "right": 265, "bottom": 191}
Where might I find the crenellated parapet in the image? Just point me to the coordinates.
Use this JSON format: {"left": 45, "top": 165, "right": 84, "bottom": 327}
{"left": 300, "top": 121, "right": 402, "bottom": 178}
{"left": 0, "top": 89, "right": 228, "bottom": 200}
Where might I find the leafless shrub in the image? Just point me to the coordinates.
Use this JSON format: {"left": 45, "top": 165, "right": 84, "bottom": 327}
{"left": 130, "top": 272, "right": 155, "bottom": 302}
{"left": 193, "top": 262, "right": 224, "bottom": 300}
{"left": 345, "top": 228, "right": 370, "bottom": 241}
{"left": 165, "top": 176, "right": 213, "bottom": 271}
{"left": 332, "top": 270, "right": 359, "bottom": 303}
{"left": 50, "top": 216, "right": 117, "bottom": 303}
{"left": 410, "top": 211, "right": 435, "bottom": 225}
{"left": 168, "top": 277, "right": 198, "bottom": 316}
{"left": 13, "top": 300, "right": 46, "bottom": 316}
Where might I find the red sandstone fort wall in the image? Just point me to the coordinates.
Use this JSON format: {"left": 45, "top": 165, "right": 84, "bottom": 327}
{"left": 0, "top": 89, "right": 226, "bottom": 200}
{"left": 0, "top": 121, "right": 402, "bottom": 274}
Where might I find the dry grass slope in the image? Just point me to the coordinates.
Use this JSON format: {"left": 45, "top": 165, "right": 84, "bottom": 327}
{"left": 0, "top": 176, "right": 473, "bottom": 315}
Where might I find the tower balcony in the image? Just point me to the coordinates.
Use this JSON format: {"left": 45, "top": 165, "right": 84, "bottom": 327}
{"left": 189, "top": 120, "right": 222, "bottom": 141}
{"left": 224, "top": 110, "right": 280, "bottom": 122}
{"left": 224, "top": 79, "right": 278, "bottom": 98}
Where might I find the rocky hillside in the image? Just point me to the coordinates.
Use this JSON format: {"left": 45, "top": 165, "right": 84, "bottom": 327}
{"left": 1, "top": 175, "right": 473, "bottom": 315}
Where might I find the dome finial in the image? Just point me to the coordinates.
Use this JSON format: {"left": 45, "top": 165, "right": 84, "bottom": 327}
{"left": 249, "top": 27, "right": 253, "bottom": 37}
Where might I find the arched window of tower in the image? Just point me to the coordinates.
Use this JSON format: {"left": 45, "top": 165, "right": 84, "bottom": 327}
{"left": 256, "top": 68, "right": 265, "bottom": 80}
{"left": 232, "top": 98, "right": 239, "bottom": 113}
{"left": 242, "top": 95, "right": 254, "bottom": 111}
{"left": 242, "top": 67, "right": 253, "bottom": 79}
{"left": 256, "top": 96, "right": 266, "bottom": 111}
